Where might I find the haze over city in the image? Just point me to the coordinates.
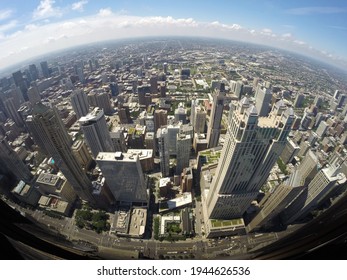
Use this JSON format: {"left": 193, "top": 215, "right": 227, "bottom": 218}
{"left": 1, "top": 0, "right": 347, "bottom": 70}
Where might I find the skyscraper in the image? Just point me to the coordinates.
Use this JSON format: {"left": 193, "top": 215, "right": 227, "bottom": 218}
{"left": 88, "top": 90, "right": 112, "bottom": 115}
{"left": 283, "top": 159, "right": 346, "bottom": 224}
{"left": 79, "top": 107, "right": 115, "bottom": 158}
{"left": 0, "top": 137, "right": 32, "bottom": 182}
{"left": 157, "top": 127, "right": 170, "bottom": 177}
{"left": 110, "top": 127, "right": 127, "bottom": 153}
{"left": 193, "top": 105, "right": 206, "bottom": 134}
{"left": 176, "top": 134, "right": 191, "bottom": 175}
{"left": 70, "top": 89, "right": 89, "bottom": 119}
{"left": 12, "top": 70, "right": 28, "bottom": 101}
{"left": 247, "top": 183, "right": 304, "bottom": 232}
{"left": 255, "top": 83, "right": 272, "bottom": 117}
{"left": 29, "top": 64, "right": 39, "bottom": 81}
{"left": 40, "top": 61, "right": 50, "bottom": 78}
{"left": 29, "top": 103, "right": 96, "bottom": 203}
{"left": 206, "top": 90, "right": 224, "bottom": 148}
{"left": 27, "top": 84, "right": 41, "bottom": 105}
{"left": 154, "top": 109, "right": 167, "bottom": 132}
{"left": 96, "top": 152, "right": 147, "bottom": 205}
{"left": 167, "top": 123, "right": 181, "bottom": 155}
{"left": 205, "top": 97, "right": 294, "bottom": 220}
{"left": 3, "top": 97, "right": 25, "bottom": 127}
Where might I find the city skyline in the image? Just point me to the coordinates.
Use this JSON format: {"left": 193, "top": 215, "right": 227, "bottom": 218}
{"left": 1, "top": 0, "right": 347, "bottom": 71}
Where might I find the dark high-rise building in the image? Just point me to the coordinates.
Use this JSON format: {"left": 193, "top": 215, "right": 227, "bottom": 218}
{"left": 12, "top": 71, "right": 28, "bottom": 101}
{"left": 40, "top": 61, "right": 50, "bottom": 78}
{"left": 29, "top": 103, "right": 96, "bottom": 203}
{"left": 29, "top": 64, "right": 39, "bottom": 81}
{"left": 206, "top": 90, "right": 224, "bottom": 148}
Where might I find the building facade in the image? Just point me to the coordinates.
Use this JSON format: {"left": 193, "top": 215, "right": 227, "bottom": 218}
{"left": 205, "top": 97, "right": 294, "bottom": 220}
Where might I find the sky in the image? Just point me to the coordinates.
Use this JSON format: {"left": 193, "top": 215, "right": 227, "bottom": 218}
{"left": 1, "top": 0, "right": 347, "bottom": 70}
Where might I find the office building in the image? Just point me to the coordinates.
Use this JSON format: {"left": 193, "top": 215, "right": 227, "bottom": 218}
{"left": 35, "top": 173, "right": 77, "bottom": 203}
{"left": 284, "top": 159, "right": 346, "bottom": 224}
{"left": 29, "top": 64, "right": 39, "bottom": 81}
{"left": 255, "top": 83, "right": 272, "bottom": 116}
{"left": 96, "top": 152, "right": 148, "bottom": 205}
{"left": 175, "top": 103, "right": 187, "bottom": 124}
{"left": 247, "top": 183, "right": 304, "bottom": 232}
{"left": 40, "top": 61, "right": 50, "bottom": 78}
{"left": 28, "top": 103, "right": 96, "bottom": 203}
{"left": 194, "top": 105, "right": 206, "bottom": 134}
{"left": 0, "top": 137, "right": 32, "bottom": 182}
{"left": 316, "top": 121, "right": 329, "bottom": 138}
{"left": 205, "top": 97, "right": 294, "bottom": 220}
{"left": 27, "top": 84, "right": 41, "bottom": 105}
{"left": 157, "top": 127, "right": 170, "bottom": 177}
{"left": 280, "top": 138, "right": 300, "bottom": 164}
{"left": 79, "top": 107, "right": 115, "bottom": 158}
{"left": 118, "top": 106, "right": 132, "bottom": 124}
{"left": 181, "top": 167, "right": 193, "bottom": 192}
{"left": 88, "top": 90, "right": 112, "bottom": 115}
{"left": 70, "top": 89, "right": 89, "bottom": 119}
{"left": 176, "top": 134, "right": 191, "bottom": 175}
{"left": 293, "top": 93, "right": 305, "bottom": 108}
{"left": 71, "top": 140, "right": 93, "bottom": 170}
{"left": 154, "top": 109, "right": 167, "bottom": 131}
{"left": 206, "top": 90, "right": 224, "bottom": 148}
{"left": 3, "top": 97, "right": 25, "bottom": 127}
{"left": 110, "top": 127, "right": 127, "bottom": 153}
{"left": 12, "top": 70, "right": 28, "bottom": 101}
{"left": 145, "top": 132, "right": 156, "bottom": 152}
{"left": 167, "top": 123, "right": 181, "bottom": 155}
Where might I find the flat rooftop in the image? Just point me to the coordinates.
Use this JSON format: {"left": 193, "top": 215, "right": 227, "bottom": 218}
{"left": 36, "top": 173, "right": 60, "bottom": 186}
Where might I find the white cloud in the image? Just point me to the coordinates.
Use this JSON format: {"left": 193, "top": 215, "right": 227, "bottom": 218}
{"left": 0, "top": 13, "right": 345, "bottom": 70}
{"left": 25, "top": 24, "right": 39, "bottom": 31}
{"left": 294, "top": 40, "right": 306, "bottom": 45}
{"left": 262, "top": 28, "right": 272, "bottom": 33}
{"left": 72, "top": 1, "right": 88, "bottom": 12}
{"left": 97, "top": 8, "right": 113, "bottom": 17}
{"left": 33, "top": 0, "right": 62, "bottom": 20}
{"left": 282, "top": 33, "right": 292, "bottom": 38}
{"left": 0, "top": 9, "right": 13, "bottom": 21}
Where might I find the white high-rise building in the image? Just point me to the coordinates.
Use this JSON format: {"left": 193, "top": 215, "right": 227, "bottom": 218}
{"left": 176, "top": 134, "right": 191, "bottom": 175}
{"left": 70, "top": 89, "right": 89, "bottom": 119}
{"left": 205, "top": 97, "right": 294, "bottom": 219}
{"left": 316, "top": 121, "right": 329, "bottom": 138}
{"left": 255, "top": 83, "right": 272, "bottom": 117}
{"left": 96, "top": 152, "right": 147, "bottom": 205}
{"left": 79, "top": 107, "right": 115, "bottom": 158}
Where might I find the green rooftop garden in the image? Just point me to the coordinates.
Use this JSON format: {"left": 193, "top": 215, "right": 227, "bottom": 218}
{"left": 200, "top": 150, "right": 222, "bottom": 166}
{"left": 210, "top": 218, "right": 244, "bottom": 228}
